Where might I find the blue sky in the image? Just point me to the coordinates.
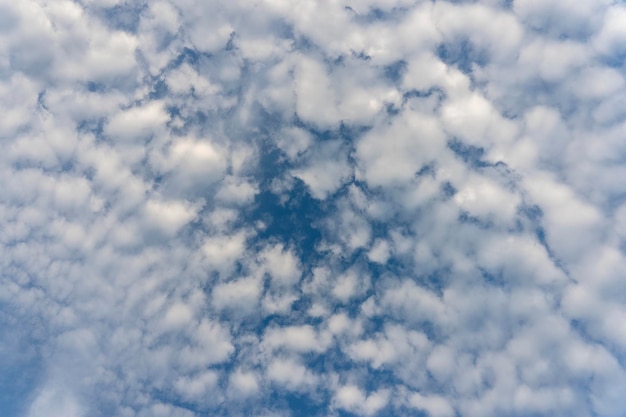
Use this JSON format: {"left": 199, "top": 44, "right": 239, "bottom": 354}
{"left": 2, "top": 0, "right": 626, "bottom": 416}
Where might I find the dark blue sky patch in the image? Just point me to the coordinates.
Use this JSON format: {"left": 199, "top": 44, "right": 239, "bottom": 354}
{"left": 385, "top": 102, "right": 402, "bottom": 116}
{"left": 86, "top": 81, "right": 106, "bottom": 93}
{"left": 257, "top": 312, "right": 313, "bottom": 339}
{"left": 248, "top": 181, "right": 325, "bottom": 266}
{"left": 534, "top": 227, "right": 569, "bottom": 275}
{"left": 147, "top": 78, "right": 169, "bottom": 100}
{"left": 302, "top": 348, "right": 356, "bottom": 376}
{"left": 262, "top": 389, "right": 328, "bottom": 417}
{"left": 458, "top": 210, "right": 494, "bottom": 230}
{"left": 440, "top": 181, "right": 457, "bottom": 199}
{"left": 518, "top": 203, "right": 543, "bottom": 223}
{"left": 437, "top": 40, "right": 488, "bottom": 75}
{"left": 225, "top": 32, "right": 237, "bottom": 51}
{"left": 284, "top": 392, "right": 327, "bottom": 417}
{"left": 360, "top": 7, "right": 386, "bottom": 21}
{"left": 291, "top": 116, "right": 338, "bottom": 143}
{"left": 357, "top": 367, "right": 400, "bottom": 394}
{"left": 447, "top": 138, "right": 489, "bottom": 169}
{"left": 351, "top": 50, "right": 372, "bottom": 61}
{"left": 383, "top": 60, "right": 407, "bottom": 84}
{"left": 416, "top": 162, "right": 437, "bottom": 178}
{"left": 341, "top": 116, "right": 374, "bottom": 135}
{"left": 597, "top": 51, "right": 626, "bottom": 70}
{"left": 368, "top": 257, "right": 412, "bottom": 285}
{"left": 170, "top": 47, "right": 203, "bottom": 69}
{"left": 37, "top": 90, "right": 48, "bottom": 111}
{"left": 402, "top": 87, "right": 447, "bottom": 109}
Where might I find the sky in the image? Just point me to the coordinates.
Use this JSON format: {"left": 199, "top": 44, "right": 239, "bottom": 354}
{"left": 1, "top": 0, "right": 626, "bottom": 416}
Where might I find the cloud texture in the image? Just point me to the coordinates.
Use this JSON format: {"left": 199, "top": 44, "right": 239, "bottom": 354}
{"left": 1, "top": 0, "right": 626, "bottom": 416}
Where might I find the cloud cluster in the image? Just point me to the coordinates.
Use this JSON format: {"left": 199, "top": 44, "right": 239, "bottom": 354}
{"left": 2, "top": 0, "right": 626, "bottom": 417}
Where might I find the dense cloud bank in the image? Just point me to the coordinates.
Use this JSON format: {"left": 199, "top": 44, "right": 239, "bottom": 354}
{"left": 2, "top": 0, "right": 626, "bottom": 416}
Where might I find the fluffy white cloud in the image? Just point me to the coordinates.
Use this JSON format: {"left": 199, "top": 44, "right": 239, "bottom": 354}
{"left": 356, "top": 109, "right": 447, "bottom": 187}
{"left": 266, "top": 357, "right": 318, "bottom": 390}
{"left": 212, "top": 276, "right": 262, "bottom": 315}
{"left": 228, "top": 369, "right": 260, "bottom": 397}
{"left": 260, "top": 244, "right": 301, "bottom": 287}
{"left": 263, "top": 325, "right": 330, "bottom": 353}
{"left": 408, "top": 392, "right": 455, "bottom": 417}
{"left": 334, "top": 385, "right": 390, "bottom": 416}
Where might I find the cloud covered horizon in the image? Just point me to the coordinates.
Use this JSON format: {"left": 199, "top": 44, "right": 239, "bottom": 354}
{"left": 2, "top": 0, "right": 626, "bottom": 416}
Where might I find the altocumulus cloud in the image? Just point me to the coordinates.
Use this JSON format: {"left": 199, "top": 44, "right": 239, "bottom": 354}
{"left": 1, "top": 0, "right": 626, "bottom": 416}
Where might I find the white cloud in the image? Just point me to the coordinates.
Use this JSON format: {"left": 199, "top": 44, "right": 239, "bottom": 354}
{"left": 441, "top": 92, "right": 518, "bottom": 148}
{"left": 523, "top": 172, "right": 604, "bottom": 262}
{"left": 513, "top": 0, "right": 610, "bottom": 37}
{"left": 263, "top": 325, "right": 330, "bottom": 353}
{"left": 202, "top": 231, "right": 249, "bottom": 275}
{"left": 229, "top": 369, "right": 260, "bottom": 397}
{"left": 334, "top": 385, "right": 390, "bottom": 416}
{"left": 261, "top": 290, "right": 299, "bottom": 315}
{"left": 212, "top": 276, "right": 262, "bottom": 315}
{"left": 178, "top": 318, "right": 234, "bottom": 369}
{"left": 380, "top": 280, "right": 449, "bottom": 326}
{"left": 260, "top": 244, "right": 301, "bottom": 287}
{"left": 143, "top": 198, "right": 198, "bottom": 236}
{"left": 356, "top": 109, "right": 446, "bottom": 187}
{"left": 326, "top": 312, "right": 362, "bottom": 337}
{"left": 28, "top": 387, "right": 85, "bottom": 417}
{"left": 216, "top": 175, "right": 259, "bottom": 205}
{"left": 267, "top": 358, "right": 318, "bottom": 390}
{"left": 367, "top": 239, "right": 390, "bottom": 264}
{"left": 274, "top": 127, "right": 313, "bottom": 162}
{"left": 174, "top": 371, "right": 219, "bottom": 400}
{"left": 517, "top": 39, "right": 588, "bottom": 82}
{"left": 593, "top": 5, "right": 626, "bottom": 56}
{"left": 349, "top": 323, "right": 431, "bottom": 375}
{"left": 160, "top": 302, "right": 194, "bottom": 332}
{"left": 453, "top": 174, "right": 520, "bottom": 225}
{"left": 331, "top": 268, "right": 370, "bottom": 303}
{"left": 408, "top": 392, "right": 455, "bottom": 417}
{"left": 293, "top": 55, "right": 337, "bottom": 127}
{"left": 151, "top": 137, "right": 228, "bottom": 195}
